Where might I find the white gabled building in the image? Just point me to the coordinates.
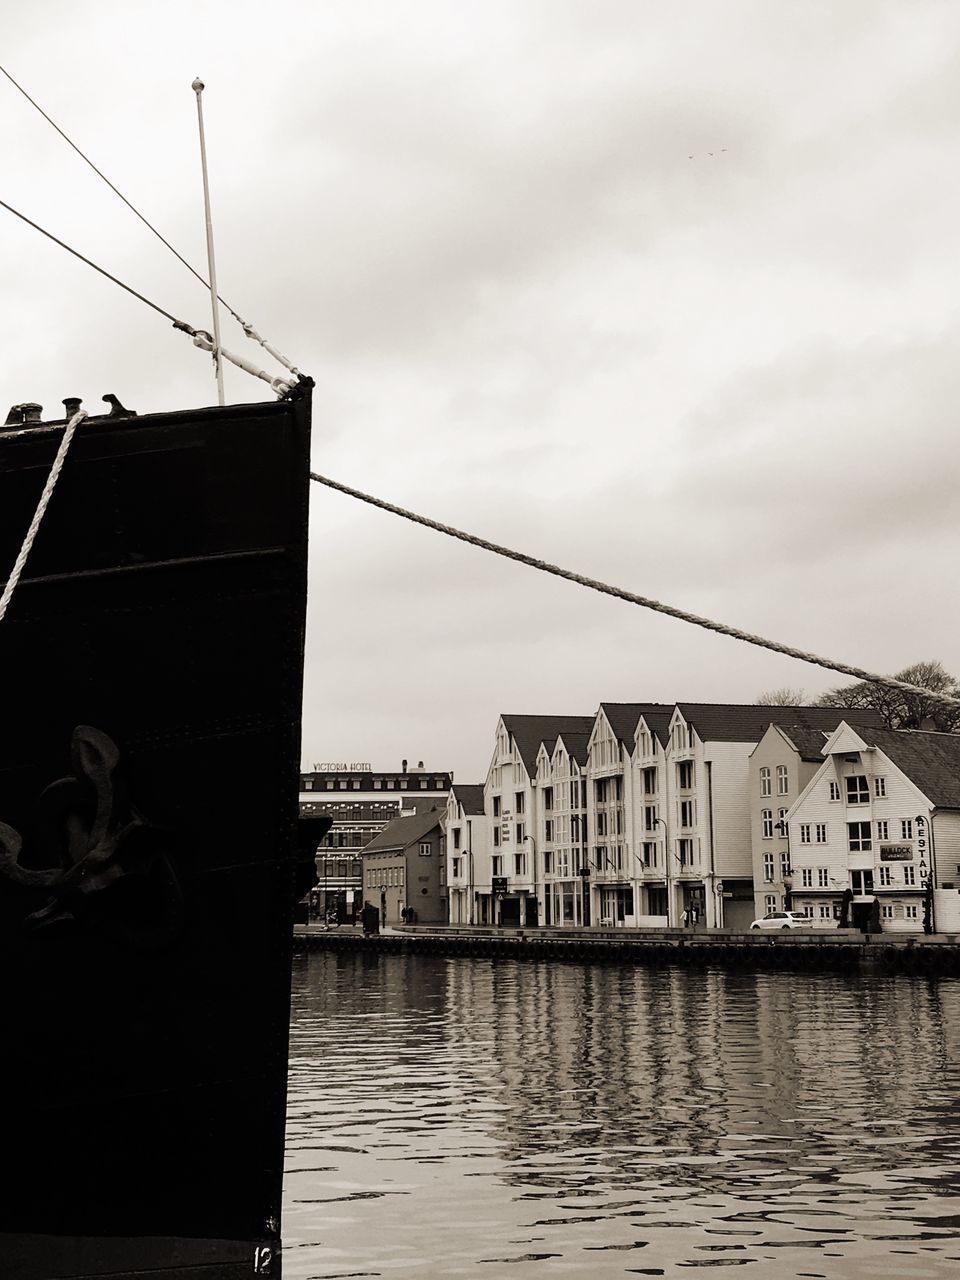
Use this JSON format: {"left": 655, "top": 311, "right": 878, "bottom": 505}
{"left": 785, "top": 721, "right": 960, "bottom": 934}
{"left": 536, "top": 730, "right": 591, "bottom": 926}
{"left": 584, "top": 703, "right": 675, "bottom": 928}
{"left": 443, "top": 784, "right": 489, "bottom": 924}
{"left": 653, "top": 704, "right": 881, "bottom": 929}
{"left": 484, "top": 714, "right": 594, "bottom": 927}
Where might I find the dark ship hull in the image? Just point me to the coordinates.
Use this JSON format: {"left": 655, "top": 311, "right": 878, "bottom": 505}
{"left": 0, "top": 387, "right": 314, "bottom": 1278}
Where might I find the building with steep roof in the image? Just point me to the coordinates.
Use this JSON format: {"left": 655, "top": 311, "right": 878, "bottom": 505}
{"left": 362, "top": 804, "right": 447, "bottom": 927}
{"left": 443, "top": 783, "right": 490, "bottom": 924}
{"left": 535, "top": 729, "right": 592, "bottom": 926}
{"left": 485, "top": 713, "right": 594, "bottom": 926}
{"left": 784, "top": 721, "right": 960, "bottom": 933}
{"left": 654, "top": 704, "right": 886, "bottom": 929}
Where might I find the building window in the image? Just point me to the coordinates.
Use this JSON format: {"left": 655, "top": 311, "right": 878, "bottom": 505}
{"left": 848, "top": 821, "right": 872, "bottom": 852}
{"left": 829, "top": 781, "right": 841, "bottom": 801}
{"left": 451, "top": 857, "right": 461, "bottom": 878}
{"left": 763, "top": 852, "right": 774, "bottom": 882}
{"left": 761, "top": 809, "right": 774, "bottom": 839}
{"left": 815, "top": 824, "right": 827, "bottom": 844}
{"left": 777, "top": 766, "right": 788, "bottom": 795}
{"left": 760, "top": 767, "right": 771, "bottom": 797}
{"left": 543, "top": 786, "right": 553, "bottom": 811}
{"left": 419, "top": 842, "right": 431, "bottom": 857}
{"left": 903, "top": 865, "right": 916, "bottom": 886}
{"left": 901, "top": 819, "right": 913, "bottom": 840}
{"left": 545, "top": 819, "right": 554, "bottom": 842}
{"left": 544, "top": 850, "right": 553, "bottom": 874}
{"left": 876, "top": 820, "right": 888, "bottom": 841}
{"left": 878, "top": 866, "right": 893, "bottom": 886}
{"left": 905, "top": 904, "right": 919, "bottom": 920}
{"left": 569, "top": 780, "right": 578, "bottom": 808}
{"left": 677, "top": 760, "right": 694, "bottom": 790}
{"left": 874, "top": 777, "right": 886, "bottom": 798}
{"left": 643, "top": 841, "right": 657, "bottom": 868}
{"left": 799, "top": 823, "right": 811, "bottom": 844}
{"left": 678, "top": 838, "right": 694, "bottom": 866}
{"left": 643, "top": 766, "right": 658, "bottom": 795}
{"left": 801, "top": 868, "right": 813, "bottom": 888}
{"left": 780, "top": 850, "right": 791, "bottom": 877}
{"left": 516, "top": 822, "right": 525, "bottom": 843}
{"left": 597, "top": 811, "right": 608, "bottom": 837}
{"left": 452, "top": 828, "right": 461, "bottom": 849}
{"left": 493, "top": 828, "right": 501, "bottom": 847}
{"left": 644, "top": 805, "right": 658, "bottom": 833}
{"left": 493, "top": 796, "right": 501, "bottom": 818}
{"left": 817, "top": 867, "right": 829, "bottom": 888}
{"left": 765, "top": 894, "right": 778, "bottom": 913}
{"left": 680, "top": 800, "right": 695, "bottom": 828}
{"left": 778, "top": 807, "right": 789, "bottom": 833}
{"left": 514, "top": 853, "right": 525, "bottom": 876}
{"left": 492, "top": 855, "right": 503, "bottom": 876}
{"left": 846, "top": 776, "right": 869, "bottom": 805}
{"left": 515, "top": 791, "right": 525, "bottom": 815}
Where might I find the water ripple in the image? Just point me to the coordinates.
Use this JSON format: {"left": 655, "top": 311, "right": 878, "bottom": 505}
{"left": 284, "top": 952, "right": 960, "bottom": 1278}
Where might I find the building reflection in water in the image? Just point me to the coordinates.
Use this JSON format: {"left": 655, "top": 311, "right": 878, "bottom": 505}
{"left": 285, "top": 953, "right": 960, "bottom": 1279}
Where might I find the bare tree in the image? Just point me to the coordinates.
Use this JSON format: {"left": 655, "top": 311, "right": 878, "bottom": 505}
{"left": 816, "top": 660, "right": 960, "bottom": 732}
{"left": 755, "top": 687, "right": 807, "bottom": 706}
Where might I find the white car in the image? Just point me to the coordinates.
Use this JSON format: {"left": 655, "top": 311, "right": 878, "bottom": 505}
{"left": 750, "top": 910, "right": 814, "bottom": 930}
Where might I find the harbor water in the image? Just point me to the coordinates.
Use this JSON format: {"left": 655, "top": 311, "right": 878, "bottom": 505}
{"left": 284, "top": 949, "right": 960, "bottom": 1278}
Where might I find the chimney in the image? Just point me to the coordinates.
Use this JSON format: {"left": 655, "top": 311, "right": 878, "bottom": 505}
{"left": 418, "top": 760, "right": 424, "bottom": 770}
{"left": 402, "top": 759, "right": 407, "bottom": 773}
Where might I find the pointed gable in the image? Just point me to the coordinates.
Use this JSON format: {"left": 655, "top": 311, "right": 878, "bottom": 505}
{"left": 821, "top": 722, "right": 872, "bottom": 758}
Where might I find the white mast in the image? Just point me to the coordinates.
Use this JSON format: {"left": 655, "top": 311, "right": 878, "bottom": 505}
{"left": 192, "top": 77, "right": 225, "bottom": 406}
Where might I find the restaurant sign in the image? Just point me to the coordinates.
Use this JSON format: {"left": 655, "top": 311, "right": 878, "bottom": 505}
{"left": 880, "top": 845, "right": 913, "bottom": 861}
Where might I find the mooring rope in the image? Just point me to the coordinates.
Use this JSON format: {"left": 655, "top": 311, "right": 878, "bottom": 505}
{"left": 310, "top": 470, "right": 960, "bottom": 712}
{"left": 0, "top": 409, "right": 87, "bottom": 622}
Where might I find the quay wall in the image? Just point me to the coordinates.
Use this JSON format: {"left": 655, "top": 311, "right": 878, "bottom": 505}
{"left": 293, "top": 924, "right": 960, "bottom": 974}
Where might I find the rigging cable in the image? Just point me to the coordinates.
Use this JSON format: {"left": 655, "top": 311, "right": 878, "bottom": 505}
{"left": 309, "top": 471, "right": 960, "bottom": 713}
{"left": 0, "top": 198, "right": 296, "bottom": 395}
{"left": 0, "top": 62, "right": 300, "bottom": 378}
{"left": 1, "top": 196, "right": 192, "bottom": 329}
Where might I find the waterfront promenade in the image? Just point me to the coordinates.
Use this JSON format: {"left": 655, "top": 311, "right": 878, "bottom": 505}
{"left": 293, "top": 921, "right": 960, "bottom": 972}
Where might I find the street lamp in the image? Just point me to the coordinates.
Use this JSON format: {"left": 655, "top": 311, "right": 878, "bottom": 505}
{"left": 774, "top": 819, "right": 793, "bottom": 910}
{"left": 653, "top": 815, "right": 678, "bottom": 927}
{"left": 524, "top": 835, "right": 538, "bottom": 927}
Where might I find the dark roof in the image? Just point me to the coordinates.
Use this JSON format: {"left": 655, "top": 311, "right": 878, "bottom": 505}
{"left": 675, "top": 703, "right": 885, "bottom": 744}
{"left": 554, "top": 731, "right": 592, "bottom": 767}
{"left": 501, "top": 714, "right": 595, "bottom": 775}
{"left": 363, "top": 805, "right": 443, "bottom": 853}
{"left": 772, "top": 724, "right": 833, "bottom": 762}
{"left": 450, "top": 783, "right": 485, "bottom": 816}
{"left": 638, "top": 709, "right": 674, "bottom": 747}
{"left": 599, "top": 703, "right": 675, "bottom": 748}
{"left": 860, "top": 726, "right": 960, "bottom": 809}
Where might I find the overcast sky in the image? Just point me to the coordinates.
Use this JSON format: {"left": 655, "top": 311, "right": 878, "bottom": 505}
{"left": 4, "top": 1, "right": 959, "bottom": 780}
